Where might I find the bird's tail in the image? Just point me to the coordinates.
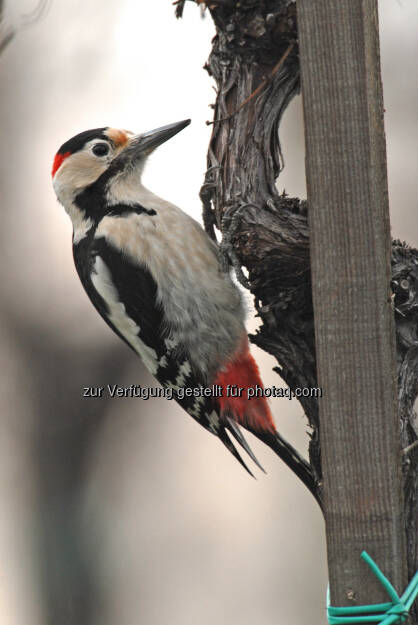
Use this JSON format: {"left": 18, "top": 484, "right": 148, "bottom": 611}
{"left": 251, "top": 428, "right": 319, "bottom": 503}
{"left": 214, "top": 336, "right": 320, "bottom": 504}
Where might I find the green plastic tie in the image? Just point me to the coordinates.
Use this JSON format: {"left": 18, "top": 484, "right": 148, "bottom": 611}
{"left": 327, "top": 552, "right": 418, "bottom": 625}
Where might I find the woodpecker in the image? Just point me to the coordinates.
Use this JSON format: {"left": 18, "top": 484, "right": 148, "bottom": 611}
{"left": 52, "top": 120, "right": 318, "bottom": 500}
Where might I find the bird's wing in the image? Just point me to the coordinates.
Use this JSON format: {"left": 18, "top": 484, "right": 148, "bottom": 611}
{"left": 74, "top": 232, "right": 166, "bottom": 374}
{"left": 73, "top": 233, "right": 259, "bottom": 473}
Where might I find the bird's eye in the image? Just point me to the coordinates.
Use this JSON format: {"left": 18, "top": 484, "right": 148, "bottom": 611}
{"left": 92, "top": 143, "right": 110, "bottom": 157}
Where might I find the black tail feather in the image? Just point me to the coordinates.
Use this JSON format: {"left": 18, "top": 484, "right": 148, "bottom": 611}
{"left": 217, "top": 417, "right": 321, "bottom": 506}
{"left": 218, "top": 427, "right": 255, "bottom": 478}
{"left": 226, "top": 418, "right": 266, "bottom": 474}
{"left": 250, "top": 429, "right": 321, "bottom": 507}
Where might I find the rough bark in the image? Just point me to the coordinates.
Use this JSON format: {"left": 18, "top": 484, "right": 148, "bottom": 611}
{"left": 177, "top": 0, "right": 417, "bottom": 591}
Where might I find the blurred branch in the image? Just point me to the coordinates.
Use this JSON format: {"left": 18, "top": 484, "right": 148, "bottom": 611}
{"left": 20, "top": 0, "right": 51, "bottom": 26}
{"left": 0, "top": 0, "right": 14, "bottom": 53}
{"left": 0, "top": 0, "right": 51, "bottom": 54}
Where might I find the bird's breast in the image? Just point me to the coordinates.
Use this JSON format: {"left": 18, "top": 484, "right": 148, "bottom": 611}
{"left": 95, "top": 204, "right": 245, "bottom": 379}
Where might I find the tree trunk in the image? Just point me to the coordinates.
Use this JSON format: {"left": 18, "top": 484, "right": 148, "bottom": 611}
{"left": 176, "top": 0, "right": 417, "bottom": 614}
{"left": 297, "top": 0, "right": 406, "bottom": 609}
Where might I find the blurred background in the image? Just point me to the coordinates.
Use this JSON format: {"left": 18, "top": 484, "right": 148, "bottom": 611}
{"left": 0, "top": 1, "right": 416, "bottom": 624}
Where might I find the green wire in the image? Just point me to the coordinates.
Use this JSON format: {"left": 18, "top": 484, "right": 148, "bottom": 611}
{"left": 327, "top": 552, "right": 418, "bottom": 625}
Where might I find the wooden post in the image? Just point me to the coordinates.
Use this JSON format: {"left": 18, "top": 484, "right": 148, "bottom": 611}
{"left": 296, "top": 0, "right": 408, "bottom": 610}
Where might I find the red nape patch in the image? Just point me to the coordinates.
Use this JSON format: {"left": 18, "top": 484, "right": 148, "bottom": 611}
{"left": 214, "top": 336, "right": 276, "bottom": 435}
{"left": 51, "top": 151, "right": 71, "bottom": 177}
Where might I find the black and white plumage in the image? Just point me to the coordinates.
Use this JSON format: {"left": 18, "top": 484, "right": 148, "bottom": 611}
{"left": 52, "top": 120, "right": 319, "bottom": 501}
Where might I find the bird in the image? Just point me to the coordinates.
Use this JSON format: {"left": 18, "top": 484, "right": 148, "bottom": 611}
{"left": 51, "top": 119, "right": 318, "bottom": 501}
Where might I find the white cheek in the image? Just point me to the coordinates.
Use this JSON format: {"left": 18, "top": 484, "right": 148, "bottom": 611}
{"left": 53, "top": 152, "right": 108, "bottom": 200}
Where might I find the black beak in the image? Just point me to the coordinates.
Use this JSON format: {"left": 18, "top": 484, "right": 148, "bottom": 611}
{"left": 134, "top": 119, "right": 191, "bottom": 153}
{"left": 109, "top": 119, "right": 191, "bottom": 178}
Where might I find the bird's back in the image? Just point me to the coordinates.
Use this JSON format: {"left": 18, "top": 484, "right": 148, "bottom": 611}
{"left": 95, "top": 186, "right": 246, "bottom": 381}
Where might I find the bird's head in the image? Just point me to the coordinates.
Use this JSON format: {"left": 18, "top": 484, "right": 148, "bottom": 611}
{"left": 52, "top": 120, "right": 191, "bottom": 210}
